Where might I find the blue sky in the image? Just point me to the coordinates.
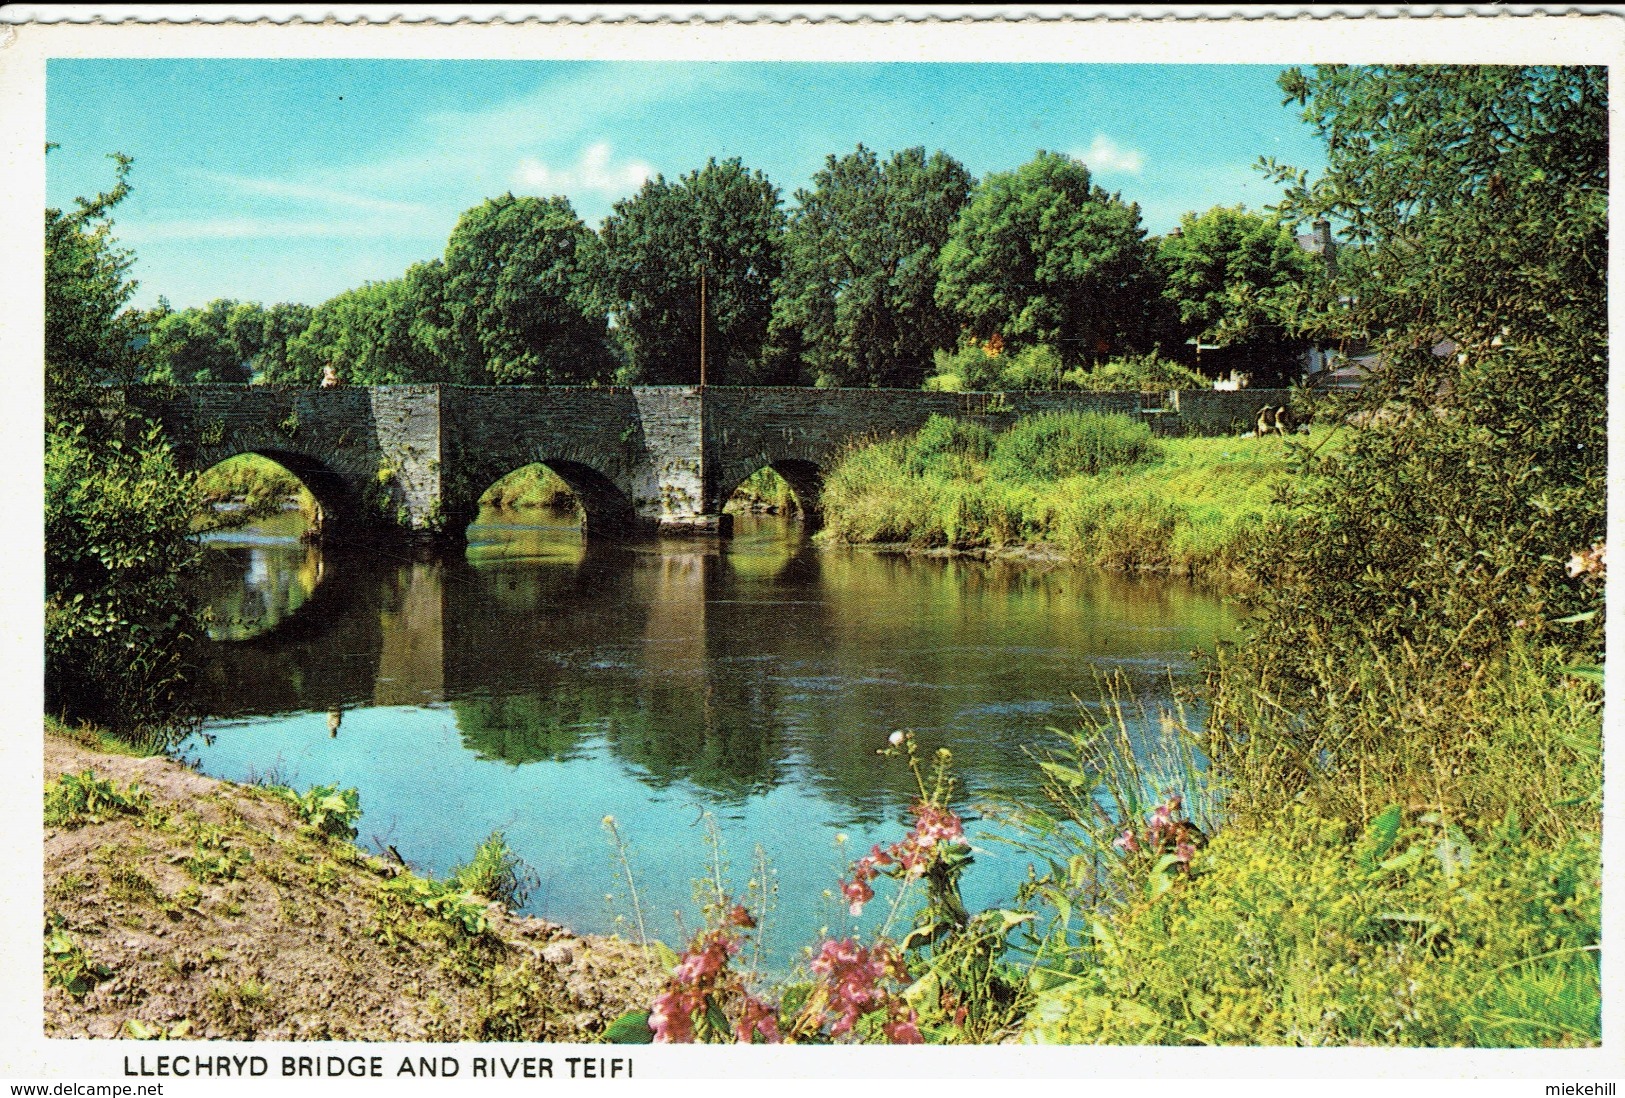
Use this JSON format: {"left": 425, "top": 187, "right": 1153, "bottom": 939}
{"left": 46, "top": 61, "right": 1327, "bottom": 310}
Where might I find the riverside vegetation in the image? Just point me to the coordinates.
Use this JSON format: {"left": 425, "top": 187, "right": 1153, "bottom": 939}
{"left": 820, "top": 409, "right": 1319, "bottom": 580}
{"left": 46, "top": 65, "right": 1603, "bottom": 1047}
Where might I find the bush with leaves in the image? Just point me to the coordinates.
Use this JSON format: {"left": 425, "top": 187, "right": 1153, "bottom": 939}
{"left": 1213, "top": 64, "right": 1607, "bottom": 805}
{"left": 44, "top": 152, "right": 203, "bottom": 732}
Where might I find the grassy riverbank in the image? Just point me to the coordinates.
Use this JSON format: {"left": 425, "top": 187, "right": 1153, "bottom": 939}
{"left": 42, "top": 719, "right": 661, "bottom": 1040}
{"left": 821, "top": 412, "right": 1321, "bottom": 580}
{"left": 1019, "top": 645, "right": 1602, "bottom": 1045}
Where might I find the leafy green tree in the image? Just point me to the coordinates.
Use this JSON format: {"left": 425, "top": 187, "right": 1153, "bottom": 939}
{"left": 1156, "top": 205, "right": 1319, "bottom": 386}
{"left": 1215, "top": 66, "right": 1607, "bottom": 799}
{"left": 935, "top": 151, "right": 1162, "bottom": 368}
{"left": 596, "top": 158, "right": 786, "bottom": 385}
{"left": 45, "top": 152, "right": 147, "bottom": 410}
{"left": 286, "top": 276, "right": 445, "bottom": 385}
{"left": 242, "top": 301, "right": 315, "bottom": 383}
{"left": 442, "top": 194, "right": 613, "bottom": 385}
{"left": 44, "top": 152, "right": 201, "bottom": 729}
{"left": 774, "top": 145, "right": 973, "bottom": 388}
{"left": 145, "top": 298, "right": 248, "bottom": 384}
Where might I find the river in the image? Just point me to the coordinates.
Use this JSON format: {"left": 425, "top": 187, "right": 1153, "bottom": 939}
{"left": 181, "top": 507, "right": 1234, "bottom": 969}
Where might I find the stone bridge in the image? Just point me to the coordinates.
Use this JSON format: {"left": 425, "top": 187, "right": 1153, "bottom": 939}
{"left": 122, "top": 384, "right": 1291, "bottom": 540}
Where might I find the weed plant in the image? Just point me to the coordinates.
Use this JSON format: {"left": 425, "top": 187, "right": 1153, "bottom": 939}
{"left": 45, "top": 770, "right": 150, "bottom": 829}
{"left": 449, "top": 831, "right": 538, "bottom": 909}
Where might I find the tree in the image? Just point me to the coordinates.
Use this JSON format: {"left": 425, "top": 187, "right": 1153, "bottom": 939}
{"left": 935, "top": 151, "right": 1162, "bottom": 368}
{"left": 286, "top": 277, "right": 442, "bottom": 385}
{"left": 44, "top": 152, "right": 201, "bottom": 730}
{"left": 243, "top": 301, "right": 316, "bottom": 383}
{"left": 45, "top": 152, "right": 147, "bottom": 412}
{"left": 773, "top": 145, "right": 972, "bottom": 388}
{"left": 145, "top": 298, "right": 249, "bottom": 384}
{"left": 442, "top": 194, "right": 613, "bottom": 385}
{"left": 596, "top": 158, "right": 786, "bottom": 385}
{"left": 1212, "top": 66, "right": 1608, "bottom": 802}
{"left": 1156, "top": 205, "right": 1319, "bottom": 386}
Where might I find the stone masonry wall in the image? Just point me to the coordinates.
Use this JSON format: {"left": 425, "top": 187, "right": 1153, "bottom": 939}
{"left": 138, "top": 384, "right": 1299, "bottom": 540}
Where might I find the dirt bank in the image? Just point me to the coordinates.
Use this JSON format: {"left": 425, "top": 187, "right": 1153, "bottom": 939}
{"left": 43, "top": 729, "right": 663, "bottom": 1041}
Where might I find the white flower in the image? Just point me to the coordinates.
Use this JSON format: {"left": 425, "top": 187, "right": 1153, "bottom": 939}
{"left": 888, "top": 731, "right": 906, "bottom": 747}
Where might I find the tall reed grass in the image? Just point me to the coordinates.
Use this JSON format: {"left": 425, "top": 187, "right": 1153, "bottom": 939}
{"left": 821, "top": 413, "right": 1311, "bottom": 580}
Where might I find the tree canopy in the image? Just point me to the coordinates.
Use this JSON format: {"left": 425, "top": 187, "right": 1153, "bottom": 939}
{"left": 441, "top": 194, "right": 613, "bottom": 385}
{"left": 44, "top": 153, "right": 201, "bottom": 729}
{"left": 596, "top": 158, "right": 786, "bottom": 385}
{"left": 774, "top": 145, "right": 973, "bottom": 388}
{"left": 935, "top": 151, "right": 1163, "bottom": 368}
{"left": 1247, "top": 64, "right": 1607, "bottom": 679}
{"left": 1156, "top": 205, "right": 1319, "bottom": 385}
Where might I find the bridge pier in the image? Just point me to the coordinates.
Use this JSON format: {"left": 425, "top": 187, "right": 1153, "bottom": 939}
{"left": 658, "top": 512, "right": 734, "bottom": 538}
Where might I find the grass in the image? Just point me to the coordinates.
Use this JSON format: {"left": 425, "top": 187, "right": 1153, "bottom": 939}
{"left": 1014, "top": 644, "right": 1603, "bottom": 1047}
{"left": 481, "top": 464, "right": 579, "bottom": 513}
{"left": 821, "top": 412, "right": 1319, "bottom": 580}
{"left": 194, "top": 453, "right": 317, "bottom": 533}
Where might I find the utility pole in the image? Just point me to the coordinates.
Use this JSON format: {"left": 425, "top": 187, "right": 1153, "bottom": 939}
{"left": 698, "top": 259, "right": 708, "bottom": 389}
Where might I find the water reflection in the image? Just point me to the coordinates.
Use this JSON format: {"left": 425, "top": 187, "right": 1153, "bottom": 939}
{"left": 183, "top": 508, "right": 1233, "bottom": 959}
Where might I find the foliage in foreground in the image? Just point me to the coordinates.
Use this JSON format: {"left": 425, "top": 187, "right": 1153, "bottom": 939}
{"left": 822, "top": 411, "right": 1307, "bottom": 577}
{"left": 1017, "top": 64, "right": 1607, "bottom": 1049}
{"left": 1009, "top": 646, "right": 1601, "bottom": 1047}
{"left": 608, "top": 734, "right": 1031, "bottom": 1045}
{"left": 1026, "top": 799, "right": 1600, "bottom": 1046}
{"left": 45, "top": 153, "right": 202, "bottom": 733}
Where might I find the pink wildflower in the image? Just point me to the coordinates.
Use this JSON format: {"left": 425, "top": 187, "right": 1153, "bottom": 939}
{"left": 810, "top": 938, "right": 901, "bottom": 1035}
{"left": 882, "top": 1007, "right": 924, "bottom": 1045}
{"left": 735, "top": 995, "right": 783, "bottom": 1044}
{"left": 1112, "top": 828, "right": 1139, "bottom": 853}
{"left": 649, "top": 986, "right": 699, "bottom": 1043}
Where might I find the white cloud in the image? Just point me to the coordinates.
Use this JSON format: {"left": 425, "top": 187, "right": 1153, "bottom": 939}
{"left": 120, "top": 217, "right": 435, "bottom": 242}
{"left": 198, "top": 172, "right": 432, "bottom": 217}
{"left": 513, "top": 142, "right": 653, "bottom": 196}
{"left": 1073, "top": 133, "right": 1145, "bottom": 176}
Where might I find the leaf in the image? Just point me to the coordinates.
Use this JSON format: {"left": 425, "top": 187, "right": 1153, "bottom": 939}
{"left": 704, "top": 1002, "right": 732, "bottom": 1041}
{"left": 650, "top": 940, "right": 681, "bottom": 971}
{"left": 1377, "top": 844, "right": 1425, "bottom": 875}
{"left": 602, "top": 1010, "right": 655, "bottom": 1044}
{"left": 1038, "top": 760, "right": 1092, "bottom": 790}
{"left": 1565, "top": 664, "right": 1604, "bottom": 685}
{"left": 1365, "top": 803, "right": 1404, "bottom": 863}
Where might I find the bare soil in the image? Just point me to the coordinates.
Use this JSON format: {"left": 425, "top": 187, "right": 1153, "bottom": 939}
{"left": 43, "top": 730, "right": 664, "bottom": 1041}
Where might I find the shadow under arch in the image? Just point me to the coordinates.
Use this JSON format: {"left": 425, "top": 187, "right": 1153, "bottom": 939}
{"left": 469, "top": 458, "right": 641, "bottom": 539}
{"left": 198, "top": 447, "right": 356, "bottom": 542}
{"left": 725, "top": 458, "right": 825, "bottom": 524}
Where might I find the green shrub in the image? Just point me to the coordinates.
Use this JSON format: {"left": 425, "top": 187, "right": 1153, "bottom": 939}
{"left": 44, "top": 928, "right": 112, "bottom": 997}
{"left": 44, "top": 770, "right": 149, "bottom": 828}
{"left": 1064, "top": 352, "right": 1210, "bottom": 393}
{"left": 272, "top": 783, "right": 362, "bottom": 841}
{"left": 990, "top": 412, "right": 1157, "bottom": 481}
{"left": 384, "top": 873, "right": 491, "bottom": 939}
{"left": 449, "top": 831, "right": 536, "bottom": 909}
{"left": 46, "top": 421, "right": 202, "bottom": 730}
{"left": 1025, "top": 801, "right": 1600, "bottom": 1047}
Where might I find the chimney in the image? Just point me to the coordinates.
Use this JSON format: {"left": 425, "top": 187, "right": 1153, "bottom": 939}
{"left": 1312, "top": 218, "right": 1337, "bottom": 278}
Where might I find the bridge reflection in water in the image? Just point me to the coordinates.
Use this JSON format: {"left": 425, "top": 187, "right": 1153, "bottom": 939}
{"left": 181, "top": 511, "right": 1232, "bottom": 958}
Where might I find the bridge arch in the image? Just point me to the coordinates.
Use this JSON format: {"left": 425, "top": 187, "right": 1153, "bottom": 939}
{"left": 458, "top": 454, "right": 642, "bottom": 539}
{"left": 192, "top": 446, "right": 371, "bottom": 542}
{"left": 722, "top": 458, "right": 825, "bottom": 519}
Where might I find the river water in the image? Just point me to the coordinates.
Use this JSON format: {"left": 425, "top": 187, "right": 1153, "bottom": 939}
{"left": 181, "top": 508, "right": 1233, "bottom": 968}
